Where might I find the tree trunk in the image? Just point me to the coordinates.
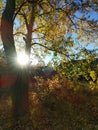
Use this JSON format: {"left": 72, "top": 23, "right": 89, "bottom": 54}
{"left": 25, "top": 3, "right": 36, "bottom": 57}
{"left": 1, "top": 0, "right": 16, "bottom": 66}
{"left": 1, "top": 0, "right": 30, "bottom": 124}
{"left": 12, "top": 68, "right": 30, "bottom": 119}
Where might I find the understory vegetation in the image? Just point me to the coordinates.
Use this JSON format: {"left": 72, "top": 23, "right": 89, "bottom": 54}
{"left": 0, "top": 75, "right": 98, "bottom": 130}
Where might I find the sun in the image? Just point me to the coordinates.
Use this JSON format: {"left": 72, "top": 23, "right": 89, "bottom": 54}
{"left": 17, "top": 52, "right": 39, "bottom": 66}
{"left": 17, "top": 52, "right": 29, "bottom": 66}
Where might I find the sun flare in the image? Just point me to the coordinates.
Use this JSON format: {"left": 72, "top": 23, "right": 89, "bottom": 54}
{"left": 17, "top": 53, "right": 29, "bottom": 66}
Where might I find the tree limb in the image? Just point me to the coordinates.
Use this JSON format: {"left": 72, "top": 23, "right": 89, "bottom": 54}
{"left": 14, "top": 32, "right": 26, "bottom": 36}
{"left": 31, "top": 42, "right": 70, "bottom": 58}
{"left": 13, "top": 1, "right": 27, "bottom": 21}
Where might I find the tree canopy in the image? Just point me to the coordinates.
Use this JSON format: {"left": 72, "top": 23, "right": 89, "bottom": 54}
{"left": 0, "top": 0, "right": 98, "bottom": 61}
{"left": 0, "top": 0, "right": 98, "bottom": 82}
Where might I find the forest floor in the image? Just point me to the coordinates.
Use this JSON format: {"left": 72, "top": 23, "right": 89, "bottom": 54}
{"left": 0, "top": 77, "right": 98, "bottom": 130}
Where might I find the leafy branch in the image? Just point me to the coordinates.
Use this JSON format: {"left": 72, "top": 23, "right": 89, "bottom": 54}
{"left": 13, "top": 1, "right": 27, "bottom": 21}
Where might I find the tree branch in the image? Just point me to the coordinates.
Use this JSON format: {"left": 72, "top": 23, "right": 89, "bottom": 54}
{"left": 13, "top": 1, "right": 27, "bottom": 21}
{"left": 19, "top": 12, "right": 29, "bottom": 29}
{"left": 31, "top": 42, "right": 70, "bottom": 58}
{"left": 14, "top": 32, "right": 26, "bottom": 36}
{"left": 32, "top": 25, "right": 45, "bottom": 32}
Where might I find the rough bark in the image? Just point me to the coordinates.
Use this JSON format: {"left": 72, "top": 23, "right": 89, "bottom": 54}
{"left": 1, "top": 0, "right": 30, "bottom": 123}
{"left": 1, "top": 0, "right": 16, "bottom": 66}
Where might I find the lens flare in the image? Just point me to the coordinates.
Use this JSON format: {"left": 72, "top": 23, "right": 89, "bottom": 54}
{"left": 17, "top": 53, "right": 29, "bottom": 66}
